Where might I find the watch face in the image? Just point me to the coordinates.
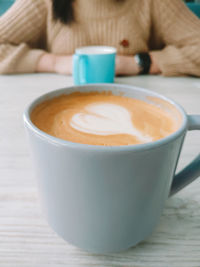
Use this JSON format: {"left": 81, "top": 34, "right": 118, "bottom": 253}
{"left": 134, "top": 54, "right": 142, "bottom": 72}
{"left": 134, "top": 54, "right": 140, "bottom": 65}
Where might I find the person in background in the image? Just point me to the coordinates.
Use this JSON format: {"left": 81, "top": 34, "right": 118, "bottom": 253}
{"left": 0, "top": 0, "right": 200, "bottom": 77}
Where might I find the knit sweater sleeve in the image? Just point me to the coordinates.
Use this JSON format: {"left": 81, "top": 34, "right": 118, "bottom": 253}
{"left": 0, "top": 0, "right": 47, "bottom": 74}
{"left": 150, "top": 0, "right": 200, "bottom": 77}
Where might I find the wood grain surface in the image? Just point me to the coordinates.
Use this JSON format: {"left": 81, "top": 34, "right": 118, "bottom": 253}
{"left": 0, "top": 74, "right": 200, "bottom": 267}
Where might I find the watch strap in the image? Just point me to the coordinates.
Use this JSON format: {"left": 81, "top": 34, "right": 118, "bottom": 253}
{"left": 134, "top": 53, "right": 151, "bottom": 74}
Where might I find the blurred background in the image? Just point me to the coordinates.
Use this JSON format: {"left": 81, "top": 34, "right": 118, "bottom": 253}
{"left": 0, "top": 0, "right": 200, "bottom": 17}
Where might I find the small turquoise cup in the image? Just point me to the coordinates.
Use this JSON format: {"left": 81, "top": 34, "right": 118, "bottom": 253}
{"left": 73, "top": 46, "right": 116, "bottom": 85}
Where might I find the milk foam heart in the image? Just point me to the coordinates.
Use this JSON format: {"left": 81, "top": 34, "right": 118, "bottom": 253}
{"left": 31, "top": 92, "right": 178, "bottom": 146}
{"left": 70, "top": 103, "right": 152, "bottom": 142}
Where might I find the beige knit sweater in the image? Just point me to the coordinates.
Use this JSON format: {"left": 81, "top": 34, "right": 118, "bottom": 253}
{"left": 0, "top": 0, "right": 200, "bottom": 76}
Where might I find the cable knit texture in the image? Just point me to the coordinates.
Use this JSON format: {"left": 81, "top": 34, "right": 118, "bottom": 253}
{"left": 0, "top": 0, "right": 200, "bottom": 76}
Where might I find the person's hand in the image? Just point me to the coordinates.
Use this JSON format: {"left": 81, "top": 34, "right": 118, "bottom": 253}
{"left": 115, "top": 55, "right": 140, "bottom": 76}
{"left": 54, "top": 55, "right": 73, "bottom": 75}
{"left": 37, "top": 53, "right": 73, "bottom": 75}
{"left": 149, "top": 52, "right": 161, "bottom": 75}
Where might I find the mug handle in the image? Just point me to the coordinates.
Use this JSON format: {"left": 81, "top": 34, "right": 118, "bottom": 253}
{"left": 73, "top": 54, "right": 88, "bottom": 85}
{"left": 170, "top": 115, "right": 200, "bottom": 196}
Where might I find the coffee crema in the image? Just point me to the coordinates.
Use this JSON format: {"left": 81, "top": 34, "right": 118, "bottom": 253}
{"left": 31, "top": 92, "right": 179, "bottom": 146}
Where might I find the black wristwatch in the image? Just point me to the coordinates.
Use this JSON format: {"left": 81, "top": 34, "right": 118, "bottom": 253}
{"left": 134, "top": 52, "right": 151, "bottom": 75}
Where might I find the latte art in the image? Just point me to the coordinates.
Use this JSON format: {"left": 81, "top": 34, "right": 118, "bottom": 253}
{"left": 31, "top": 91, "right": 179, "bottom": 146}
{"left": 70, "top": 103, "right": 152, "bottom": 143}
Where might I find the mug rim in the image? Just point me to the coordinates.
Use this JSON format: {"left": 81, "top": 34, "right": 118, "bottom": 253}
{"left": 23, "top": 83, "right": 188, "bottom": 152}
{"left": 75, "top": 46, "right": 117, "bottom": 55}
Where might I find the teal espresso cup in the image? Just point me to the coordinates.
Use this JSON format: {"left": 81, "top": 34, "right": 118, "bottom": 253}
{"left": 73, "top": 46, "right": 116, "bottom": 85}
{"left": 23, "top": 84, "right": 200, "bottom": 254}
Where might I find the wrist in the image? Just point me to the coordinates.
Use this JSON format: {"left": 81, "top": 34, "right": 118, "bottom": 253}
{"left": 116, "top": 55, "right": 140, "bottom": 76}
{"left": 36, "top": 53, "right": 56, "bottom": 73}
{"left": 149, "top": 53, "right": 161, "bottom": 74}
{"left": 54, "top": 55, "right": 73, "bottom": 75}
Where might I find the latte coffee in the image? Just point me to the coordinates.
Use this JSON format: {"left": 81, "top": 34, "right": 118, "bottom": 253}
{"left": 31, "top": 91, "right": 179, "bottom": 146}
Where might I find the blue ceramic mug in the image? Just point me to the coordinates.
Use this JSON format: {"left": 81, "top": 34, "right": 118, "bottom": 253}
{"left": 23, "top": 84, "right": 200, "bottom": 254}
{"left": 73, "top": 46, "right": 116, "bottom": 85}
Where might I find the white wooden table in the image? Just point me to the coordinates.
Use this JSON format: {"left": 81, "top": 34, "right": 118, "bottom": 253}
{"left": 0, "top": 74, "right": 200, "bottom": 267}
